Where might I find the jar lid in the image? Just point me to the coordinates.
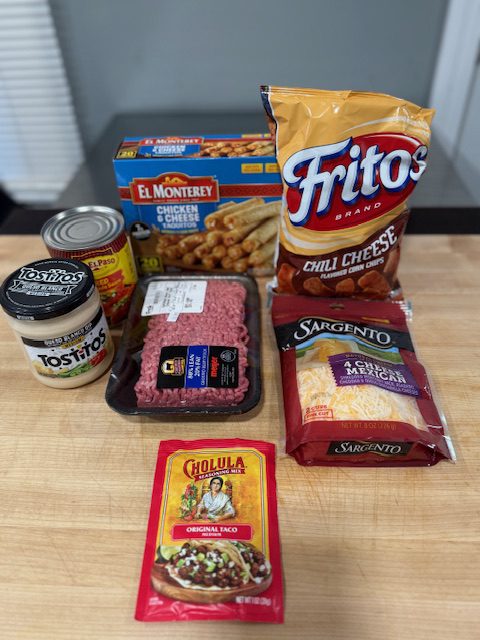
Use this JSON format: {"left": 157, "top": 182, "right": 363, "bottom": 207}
{"left": 0, "top": 258, "right": 95, "bottom": 320}
{"left": 41, "top": 206, "right": 124, "bottom": 250}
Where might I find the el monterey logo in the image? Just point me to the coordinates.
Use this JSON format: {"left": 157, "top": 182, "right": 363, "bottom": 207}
{"left": 130, "top": 172, "right": 219, "bottom": 205}
{"left": 283, "top": 133, "right": 428, "bottom": 231}
{"left": 140, "top": 137, "right": 203, "bottom": 145}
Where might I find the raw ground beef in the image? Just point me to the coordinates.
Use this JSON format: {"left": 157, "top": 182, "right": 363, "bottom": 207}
{"left": 135, "top": 280, "right": 249, "bottom": 407}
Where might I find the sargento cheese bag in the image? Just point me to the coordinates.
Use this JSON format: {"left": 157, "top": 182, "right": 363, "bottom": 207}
{"left": 135, "top": 439, "right": 283, "bottom": 623}
{"left": 272, "top": 296, "right": 455, "bottom": 466}
{"left": 260, "top": 86, "right": 434, "bottom": 298}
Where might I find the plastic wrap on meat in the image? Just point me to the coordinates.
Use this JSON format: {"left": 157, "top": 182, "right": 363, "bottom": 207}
{"left": 135, "top": 281, "right": 249, "bottom": 407}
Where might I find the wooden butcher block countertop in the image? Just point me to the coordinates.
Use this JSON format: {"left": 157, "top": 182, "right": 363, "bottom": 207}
{"left": 0, "top": 234, "right": 479, "bottom": 639}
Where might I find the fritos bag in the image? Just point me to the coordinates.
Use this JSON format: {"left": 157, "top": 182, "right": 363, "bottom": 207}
{"left": 261, "top": 86, "right": 434, "bottom": 299}
{"left": 272, "top": 296, "right": 455, "bottom": 466}
{"left": 135, "top": 439, "right": 283, "bottom": 623}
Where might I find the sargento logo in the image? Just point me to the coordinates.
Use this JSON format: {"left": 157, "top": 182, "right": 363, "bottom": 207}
{"left": 292, "top": 316, "right": 392, "bottom": 348}
{"left": 183, "top": 456, "right": 246, "bottom": 481}
{"left": 130, "top": 172, "right": 219, "bottom": 205}
{"left": 283, "top": 133, "right": 428, "bottom": 231}
{"left": 327, "top": 441, "right": 412, "bottom": 456}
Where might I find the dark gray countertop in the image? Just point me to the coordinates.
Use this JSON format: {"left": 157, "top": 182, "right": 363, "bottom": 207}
{"left": 54, "top": 112, "right": 478, "bottom": 210}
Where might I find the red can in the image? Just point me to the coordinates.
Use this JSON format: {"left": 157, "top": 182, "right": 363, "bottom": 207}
{"left": 41, "top": 206, "right": 138, "bottom": 325}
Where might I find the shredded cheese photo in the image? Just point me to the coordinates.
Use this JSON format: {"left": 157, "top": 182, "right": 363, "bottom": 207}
{"left": 296, "top": 365, "right": 427, "bottom": 429}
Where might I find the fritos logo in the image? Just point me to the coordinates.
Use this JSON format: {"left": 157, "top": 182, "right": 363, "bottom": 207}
{"left": 183, "top": 456, "right": 246, "bottom": 482}
{"left": 283, "top": 133, "right": 428, "bottom": 231}
{"left": 130, "top": 172, "right": 219, "bottom": 205}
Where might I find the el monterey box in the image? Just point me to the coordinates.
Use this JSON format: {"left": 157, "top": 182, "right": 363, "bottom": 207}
{"left": 113, "top": 135, "right": 282, "bottom": 275}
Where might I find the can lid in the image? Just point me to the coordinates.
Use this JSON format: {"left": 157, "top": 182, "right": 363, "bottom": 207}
{"left": 41, "top": 206, "right": 124, "bottom": 250}
{"left": 0, "top": 258, "right": 95, "bottom": 320}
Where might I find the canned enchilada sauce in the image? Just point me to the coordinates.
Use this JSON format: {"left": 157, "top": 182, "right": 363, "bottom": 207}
{"left": 42, "top": 206, "right": 137, "bottom": 325}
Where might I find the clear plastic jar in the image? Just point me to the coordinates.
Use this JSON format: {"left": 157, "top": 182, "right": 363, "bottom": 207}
{"left": 0, "top": 258, "right": 114, "bottom": 388}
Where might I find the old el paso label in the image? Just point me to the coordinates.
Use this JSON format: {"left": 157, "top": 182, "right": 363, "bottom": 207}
{"left": 283, "top": 133, "right": 427, "bottom": 231}
{"left": 157, "top": 346, "right": 239, "bottom": 389}
{"left": 327, "top": 441, "right": 413, "bottom": 456}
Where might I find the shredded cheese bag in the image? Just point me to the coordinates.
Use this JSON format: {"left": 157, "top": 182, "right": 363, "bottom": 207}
{"left": 272, "top": 296, "right": 455, "bottom": 466}
{"left": 260, "top": 86, "right": 434, "bottom": 299}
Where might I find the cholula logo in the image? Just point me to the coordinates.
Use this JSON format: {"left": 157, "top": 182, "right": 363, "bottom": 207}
{"left": 283, "top": 133, "right": 428, "bottom": 231}
{"left": 183, "top": 456, "right": 246, "bottom": 481}
{"left": 130, "top": 172, "right": 219, "bottom": 205}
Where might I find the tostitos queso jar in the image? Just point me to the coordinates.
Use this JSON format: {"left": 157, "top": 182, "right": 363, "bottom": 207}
{"left": 0, "top": 258, "right": 114, "bottom": 388}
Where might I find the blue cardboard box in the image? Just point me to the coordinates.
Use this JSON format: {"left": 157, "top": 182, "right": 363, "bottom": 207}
{"left": 113, "top": 135, "right": 282, "bottom": 274}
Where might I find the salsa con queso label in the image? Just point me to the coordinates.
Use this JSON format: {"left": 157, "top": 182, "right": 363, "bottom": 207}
{"left": 21, "top": 306, "right": 110, "bottom": 378}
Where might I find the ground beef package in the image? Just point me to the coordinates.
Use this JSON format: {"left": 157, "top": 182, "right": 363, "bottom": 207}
{"left": 105, "top": 274, "right": 262, "bottom": 416}
{"left": 272, "top": 296, "right": 455, "bottom": 466}
{"left": 135, "top": 439, "right": 284, "bottom": 623}
{"left": 260, "top": 86, "right": 434, "bottom": 299}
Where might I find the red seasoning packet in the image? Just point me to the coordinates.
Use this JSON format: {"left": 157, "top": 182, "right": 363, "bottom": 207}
{"left": 135, "top": 439, "right": 284, "bottom": 623}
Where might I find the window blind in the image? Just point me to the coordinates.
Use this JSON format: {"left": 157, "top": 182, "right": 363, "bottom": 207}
{"left": 0, "top": 0, "right": 83, "bottom": 204}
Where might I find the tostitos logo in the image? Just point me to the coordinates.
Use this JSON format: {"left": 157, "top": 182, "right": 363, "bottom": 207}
{"left": 283, "top": 133, "right": 428, "bottom": 231}
{"left": 130, "top": 172, "right": 219, "bottom": 205}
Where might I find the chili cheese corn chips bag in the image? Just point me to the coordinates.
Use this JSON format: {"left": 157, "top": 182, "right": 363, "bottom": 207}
{"left": 260, "top": 86, "right": 434, "bottom": 299}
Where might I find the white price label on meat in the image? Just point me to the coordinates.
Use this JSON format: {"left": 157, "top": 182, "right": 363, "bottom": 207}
{"left": 141, "top": 281, "right": 207, "bottom": 321}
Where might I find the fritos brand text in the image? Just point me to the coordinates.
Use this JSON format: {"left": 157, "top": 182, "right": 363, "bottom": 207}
{"left": 283, "top": 133, "right": 427, "bottom": 230}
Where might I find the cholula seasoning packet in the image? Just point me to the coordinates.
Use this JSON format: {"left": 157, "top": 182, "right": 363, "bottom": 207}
{"left": 260, "top": 86, "right": 434, "bottom": 299}
{"left": 135, "top": 439, "right": 283, "bottom": 623}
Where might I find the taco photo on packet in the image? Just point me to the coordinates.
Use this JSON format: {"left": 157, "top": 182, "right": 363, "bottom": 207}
{"left": 135, "top": 439, "right": 283, "bottom": 623}
{"left": 272, "top": 296, "right": 455, "bottom": 466}
{"left": 261, "top": 86, "right": 434, "bottom": 299}
{"left": 151, "top": 539, "right": 272, "bottom": 604}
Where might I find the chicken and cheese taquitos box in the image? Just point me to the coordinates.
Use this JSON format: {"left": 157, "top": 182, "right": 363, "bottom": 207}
{"left": 113, "top": 135, "right": 282, "bottom": 275}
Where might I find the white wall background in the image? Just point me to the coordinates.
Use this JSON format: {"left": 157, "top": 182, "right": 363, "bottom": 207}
{"left": 0, "top": 0, "right": 83, "bottom": 204}
{"left": 50, "top": 0, "right": 448, "bottom": 150}
{"left": 429, "top": 0, "right": 480, "bottom": 202}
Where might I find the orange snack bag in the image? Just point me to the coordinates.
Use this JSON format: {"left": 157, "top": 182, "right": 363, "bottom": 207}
{"left": 261, "top": 86, "right": 434, "bottom": 298}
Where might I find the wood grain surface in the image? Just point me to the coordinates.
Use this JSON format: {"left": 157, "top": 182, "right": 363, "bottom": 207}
{"left": 0, "top": 235, "right": 479, "bottom": 639}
